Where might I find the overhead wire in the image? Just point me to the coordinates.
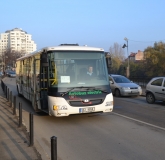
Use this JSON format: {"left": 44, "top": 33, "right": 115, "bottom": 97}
{"left": 128, "top": 39, "right": 165, "bottom": 43}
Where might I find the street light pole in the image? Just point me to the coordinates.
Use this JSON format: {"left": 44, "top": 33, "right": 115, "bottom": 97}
{"left": 123, "top": 37, "right": 130, "bottom": 78}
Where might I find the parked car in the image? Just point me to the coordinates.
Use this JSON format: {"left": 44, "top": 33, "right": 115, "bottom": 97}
{"left": 8, "top": 71, "right": 16, "bottom": 77}
{"left": 146, "top": 77, "right": 165, "bottom": 104}
{"left": 109, "top": 74, "right": 142, "bottom": 97}
{"left": 6, "top": 70, "right": 10, "bottom": 76}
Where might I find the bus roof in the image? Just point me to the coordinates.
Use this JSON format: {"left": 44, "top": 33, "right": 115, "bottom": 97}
{"left": 16, "top": 45, "right": 104, "bottom": 61}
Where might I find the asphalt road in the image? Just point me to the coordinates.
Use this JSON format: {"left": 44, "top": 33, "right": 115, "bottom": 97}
{"left": 113, "top": 96, "right": 165, "bottom": 128}
{"left": 3, "top": 77, "right": 165, "bottom": 160}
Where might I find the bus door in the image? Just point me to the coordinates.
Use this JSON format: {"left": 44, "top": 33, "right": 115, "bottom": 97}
{"left": 40, "top": 53, "right": 48, "bottom": 111}
{"left": 33, "top": 58, "right": 40, "bottom": 111}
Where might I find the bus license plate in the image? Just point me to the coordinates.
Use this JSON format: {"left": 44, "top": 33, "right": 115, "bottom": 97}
{"left": 79, "top": 107, "right": 95, "bottom": 113}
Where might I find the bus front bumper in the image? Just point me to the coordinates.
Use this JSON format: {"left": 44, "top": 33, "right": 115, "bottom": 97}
{"left": 48, "top": 94, "right": 113, "bottom": 117}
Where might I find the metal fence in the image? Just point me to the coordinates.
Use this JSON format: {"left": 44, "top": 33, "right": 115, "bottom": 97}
{"left": 129, "top": 76, "right": 153, "bottom": 87}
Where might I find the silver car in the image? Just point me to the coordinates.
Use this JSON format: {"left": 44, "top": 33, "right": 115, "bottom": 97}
{"left": 8, "top": 71, "right": 16, "bottom": 77}
{"left": 146, "top": 77, "right": 165, "bottom": 104}
{"left": 109, "top": 74, "right": 142, "bottom": 97}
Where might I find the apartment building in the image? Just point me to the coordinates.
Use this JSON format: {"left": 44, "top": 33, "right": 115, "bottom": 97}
{"left": 0, "top": 28, "right": 37, "bottom": 55}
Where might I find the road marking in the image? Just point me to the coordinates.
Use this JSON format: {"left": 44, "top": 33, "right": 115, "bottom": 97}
{"left": 113, "top": 112, "right": 165, "bottom": 131}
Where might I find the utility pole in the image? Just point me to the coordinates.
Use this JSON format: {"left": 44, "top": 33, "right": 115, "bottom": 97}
{"left": 122, "top": 37, "right": 130, "bottom": 78}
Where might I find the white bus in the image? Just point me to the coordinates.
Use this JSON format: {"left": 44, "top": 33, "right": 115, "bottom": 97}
{"left": 16, "top": 44, "right": 113, "bottom": 117}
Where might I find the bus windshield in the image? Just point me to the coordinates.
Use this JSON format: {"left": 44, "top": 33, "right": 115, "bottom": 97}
{"left": 48, "top": 51, "right": 110, "bottom": 90}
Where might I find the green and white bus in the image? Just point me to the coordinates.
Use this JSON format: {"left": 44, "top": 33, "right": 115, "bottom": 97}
{"left": 16, "top": 44, "right": 113, "bottom": 117}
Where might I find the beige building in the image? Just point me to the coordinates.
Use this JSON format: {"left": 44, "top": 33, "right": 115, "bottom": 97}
{"left": 135, "top": 50, "right": 144, "bottom": 60}
{"left": 0, "top": 28, "right": 37, "bottom": 55}
{"left": 129, "top": 50, "right": 144, "bottom": 61}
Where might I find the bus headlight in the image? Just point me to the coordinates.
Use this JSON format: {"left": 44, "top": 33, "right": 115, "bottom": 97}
{"left": 105, "top": 101, "right": 113, "bottom": 107}
{"left": 53, "top": 105, "right": 68, "bottom": 110}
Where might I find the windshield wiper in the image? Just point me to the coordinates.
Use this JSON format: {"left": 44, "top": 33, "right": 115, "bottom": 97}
{"left": 61, "top": 86, "right": 108, "bottom": 97}
{"left": 61, "top": 87, "right": 76, "bottom": 97}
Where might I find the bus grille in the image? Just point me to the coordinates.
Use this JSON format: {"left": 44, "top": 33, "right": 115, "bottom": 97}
{"left": 69, "top": 99, "right": 103, "bottom": 107}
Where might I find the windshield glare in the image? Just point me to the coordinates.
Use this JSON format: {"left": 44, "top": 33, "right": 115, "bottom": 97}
{"left": 48, "top": 51, "right": 109, "bottom": 89}
{"left": 113, "top": 76, "right": 131, "bottom": 83}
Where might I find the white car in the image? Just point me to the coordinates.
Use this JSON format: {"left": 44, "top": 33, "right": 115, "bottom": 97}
{"left": 146, "top": 77, "right": 165, "bottom": 104}
{"left": 109, "top": 74, "right": 142, "bottom": 97}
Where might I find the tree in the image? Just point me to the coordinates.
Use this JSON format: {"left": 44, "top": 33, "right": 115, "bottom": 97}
{"left": 144, "top": 41, "right": 165, "bottom": 77}
{"left": 3, "top": 48, "right": 24, "bottom": 71}
{"left": 109, "top": 42, "right": 126, "bottom": 74}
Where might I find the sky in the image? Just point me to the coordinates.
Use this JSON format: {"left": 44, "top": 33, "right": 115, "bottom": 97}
{"left": 1, "top": 0, "right": 165, "bottom": 56}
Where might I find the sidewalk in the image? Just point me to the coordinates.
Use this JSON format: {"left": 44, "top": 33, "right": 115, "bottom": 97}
{"left": 0, "top": 81, "right": 42, "bottom": 159}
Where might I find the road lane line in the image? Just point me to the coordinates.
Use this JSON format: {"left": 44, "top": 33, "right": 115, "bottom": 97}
{"left": 112, "top": 112, "right": 165, "bottom": 131}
